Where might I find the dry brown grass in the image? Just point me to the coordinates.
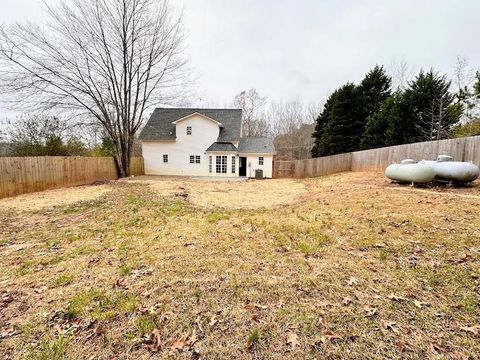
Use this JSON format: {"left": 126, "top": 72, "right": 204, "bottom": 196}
{"left": 139, "top": 176, "right": 306, "bottom": 209}
{"left": 0, "top": 172, "right": 479, "bottom": 359}
{"left": 0, "top": 184, "right": 111, "bottom": 212}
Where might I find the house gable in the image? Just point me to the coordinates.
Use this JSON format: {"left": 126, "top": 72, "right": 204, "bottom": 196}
{"left": 171, "top": 112, "right": 224, "bottom": 128}
{"left": 139, "top": 108, "right": 242, "bottom": 142}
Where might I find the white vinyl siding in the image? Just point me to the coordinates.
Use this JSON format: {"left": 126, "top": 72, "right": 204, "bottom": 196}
{"left": 189, "top": 155, "right": 201, "bottom": 164}
{"left": 142, "top": 114, "right": 220, "bottom": 176}
{"left": 243, "top": 155, "right": 273, "bottom": 178}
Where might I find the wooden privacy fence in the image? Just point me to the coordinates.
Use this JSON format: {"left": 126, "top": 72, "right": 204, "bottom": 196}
{"left": 0, "top": 156, "right": 144, "bottom": 199}
{"left": 274, "top": 135, "right": 480, "bottom": 179}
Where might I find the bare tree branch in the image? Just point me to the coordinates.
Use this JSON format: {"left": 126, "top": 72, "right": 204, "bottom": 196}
{"left": 0, "top": 0, "right": 190, "bottom": 176}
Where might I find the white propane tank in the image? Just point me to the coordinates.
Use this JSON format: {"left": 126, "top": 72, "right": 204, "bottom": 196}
{"left": 419, "top": 155, "right": 480, "bottom": 183}
{"left": 385, "top": 161, "right": 435, "bottom": 184}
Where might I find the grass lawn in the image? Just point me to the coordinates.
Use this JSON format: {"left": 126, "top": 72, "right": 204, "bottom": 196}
{"left": 0, "top": 172, "right": 479, "bottom": 359}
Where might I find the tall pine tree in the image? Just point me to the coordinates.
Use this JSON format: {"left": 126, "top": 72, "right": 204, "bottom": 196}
{"left": 361, "top": 69, "right": 462, "bottom": 147}
{"left": 312, "top": 66, "right": 391, "bottom": 156}
{"left": 358, "top": 65, "right": 391, "bottom": 122}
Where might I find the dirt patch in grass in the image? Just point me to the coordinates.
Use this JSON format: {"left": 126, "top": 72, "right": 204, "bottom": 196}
{"left": 141, "top": 177, "right": 307, "bottom": 209}
{"left": 0, "top": 184, "right": 112, "bottom": 212}
{"left": 0, "top": 172, "right": 479, "bottom": 359}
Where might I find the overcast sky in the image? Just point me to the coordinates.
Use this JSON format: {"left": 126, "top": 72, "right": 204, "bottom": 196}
{"left": 1, "top": 0, "right": 479, "bottom": 118}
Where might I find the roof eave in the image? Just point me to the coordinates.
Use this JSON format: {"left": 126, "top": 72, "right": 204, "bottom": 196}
{"left": 171, "top": 112, "right": 224, "bottom": 127}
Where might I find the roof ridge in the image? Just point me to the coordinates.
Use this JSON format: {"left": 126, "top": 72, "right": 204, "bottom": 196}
{"left": 154, "top": 107, "right": 242, "bottom": 111}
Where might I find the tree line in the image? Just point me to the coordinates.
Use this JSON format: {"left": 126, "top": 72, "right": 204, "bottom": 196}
{"left": 1, "top": 0, "right": 479, "bottom": 172}
{"left": 312, "top": 64, "right": 480, "bottom": 157}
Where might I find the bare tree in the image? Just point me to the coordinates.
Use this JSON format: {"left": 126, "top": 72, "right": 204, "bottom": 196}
{"left": 452, "top": 56, "right": 478, "bottom": 122}
{"left": 267, "top": 100, "right": 316, "bottom": 160}
{"left": 0, "top": 0, "right": 188, "bottom": 176}
{"left": 389, "top": 58, "right": 413, "bottom": 91}
{"left": 233, "top": 88, "right": 268, "bottom": 137}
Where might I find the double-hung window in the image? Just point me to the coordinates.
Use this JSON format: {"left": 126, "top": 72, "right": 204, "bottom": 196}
{"left": 189, "top": 155, "right": 201, "bottom": 164}
{"left": 216, "top": 155, "right": 227, "bottom": 174}
{"left": 258, "top": 156, "right": 264, "bottom": 165}
{"left": 231, "top": 156, "right": 236, "bottom": 173}
{"left": 209, "top": 156, "right": 212, "bottom": 173}
{"left": 186, "top": 126, "right": 192, "bottom": 135}
{"left": 163, "top": 154, "right": 168, "bottom": 163}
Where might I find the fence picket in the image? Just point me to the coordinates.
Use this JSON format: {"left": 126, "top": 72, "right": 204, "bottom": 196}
{"left": 0, "top": 157, "right": 144, "bottom": 199}
{"left": 273, "top": 135, "right": 480, "bottom": 178}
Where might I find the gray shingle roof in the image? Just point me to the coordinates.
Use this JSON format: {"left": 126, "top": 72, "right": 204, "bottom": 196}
{"left": 139, "top": 108, "right": 242, "bottom": 141}
{"left": 238, "top": 137, "right": 275, "bottom": 154}
{"left": 205, "top": 142, "right": 238, "bottom": 152}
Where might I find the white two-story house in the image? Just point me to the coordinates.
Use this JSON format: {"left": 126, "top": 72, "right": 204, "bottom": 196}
{"left": 139, "top": 108, "right": 275, "bottom": 178}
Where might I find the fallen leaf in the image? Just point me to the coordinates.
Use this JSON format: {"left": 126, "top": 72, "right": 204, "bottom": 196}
{"left": 285, "top": 331, "right": 299, "bottom": 350}
{"left": 113, "top": 278, "right": 127, "bottom": 289}
{"left": 430, "top": 342, "right": 447, "bottom": 354}
{"left": 387, "top": 293, "right": 407, "bottom": 302}
{"left": 85, "top": 324, "right": 106, "bottom": 341}
{"left": 1, "top": 293, "right": 13, "bottom": 305}
{"left": 132, "top": 267, "right": 153, "bottom": 279}
{"left": 209, "top": 316, "right": 218, "bottom": 327}
{"left": 347, "top": 277, "right": 359, "bottom": 286}
{"left": 254, "top": 303, "right": 268, "bottom": 310}
{"left": 170, "top": 330, "right": 198, "bottom": 351}
{"left": 0, "top": 326, "right": 16, "bottom": 338}
{"left": 363, "top": 305, "right": 378, "bottom": 317}
{"left": 395, "top": 340, "right": 410, "bottom": 352}
{"left": 459, "top": 325, "right": 480, "bottom": 335}
{"left": 381, "top": 320, "right": 398, "bottom": 333}
{"left": 450, "top": 254, "right": 473, "bottom": 264}
{"left": 342, "top": 296, "right": 354, "bottom": 306}
{"left": 140, "top": 288, "right": 155, "bottom": 298}
{"left": 88, "top": 258, "right": 100, "bottom": 267}
{"left": 320, "top": 331, "right": 342, "bottom": 343}
{"left": 413, "top": 300, "right": 430, "bottom": 309}
{"left": 147, "top": 328, "right": 162, "bottom": 352}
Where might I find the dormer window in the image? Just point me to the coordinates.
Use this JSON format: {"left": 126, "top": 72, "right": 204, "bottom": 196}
{"left": 186, "top": 126, "right": 192, "bottom": 135}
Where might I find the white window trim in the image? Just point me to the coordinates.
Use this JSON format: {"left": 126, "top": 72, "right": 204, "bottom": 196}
{"left": 258, "top": 156, "right": 264, "bottom": 165}
{"left": 189, "top": 155, "right": 201, "bottom": 164}
{"left": 215, "top": 155, "right": 227, "bottom": 174}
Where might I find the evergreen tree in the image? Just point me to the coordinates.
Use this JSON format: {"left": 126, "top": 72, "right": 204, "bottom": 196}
{"left": 358, "top": 65, "right": 391, "bottom": 121}
{"left": 360, "top": 69, "right": 463, "bottom": 148}
{"left": 404, "top": 70, "right": 460, "bottom": 141}
{"left": 312, "top": 66, "right": 391, "bottom": 156}
{"left": 360, "top": 95, "right": 399, "bottom": 149}
{"left": 314, "top": 83, "right": 365, "bottom": 156}
{"left": 311, "top": 89, "right": 338, "bottom": 157}
{"left": 474, "top": 71, "right": 480, "bottom": 97}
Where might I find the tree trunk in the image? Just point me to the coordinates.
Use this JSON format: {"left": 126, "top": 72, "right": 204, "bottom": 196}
{"left": 112, "top": 136, "right": 132, "bottom": 178}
